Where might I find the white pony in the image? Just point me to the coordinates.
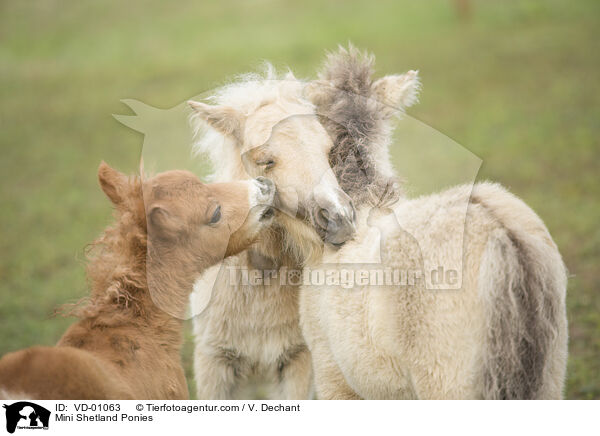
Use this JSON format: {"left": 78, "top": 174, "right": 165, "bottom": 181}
{"left": 190, "top": 46, "right": 568, "bottom": 399}
{"left": 189, "top": 65, "right": 354, "bottom": 399}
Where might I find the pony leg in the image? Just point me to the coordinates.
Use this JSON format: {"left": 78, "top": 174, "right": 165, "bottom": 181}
{"left": 310, "top": 338, "right": 361, "bottom": 400}
{"left": 299, "top": 288, "right": 360, "bottom": 400}
{"left": 276, "top": 346, "right": 314, "bottom": 400}
{"left": 194, "top": 348, "right": 246, "bottom": 400}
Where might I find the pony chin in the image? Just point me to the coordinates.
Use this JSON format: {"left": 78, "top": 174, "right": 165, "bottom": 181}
{"left": 276, "top": 213, "right": 323, "bottom": 266}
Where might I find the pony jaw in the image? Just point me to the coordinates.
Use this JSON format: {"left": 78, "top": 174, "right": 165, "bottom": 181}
{"left": 275, "top": 212, "right": 324, "bottom": 266}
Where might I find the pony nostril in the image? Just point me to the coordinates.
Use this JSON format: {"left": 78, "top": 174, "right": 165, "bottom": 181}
{"left": 255, "top": 177, "right": 273, "bottom": 196}
{"left": 316, "top": 208, "right": 330, "bottom": 229}
{"left": 312, "top": 202, "right": 356, "bottom": 245}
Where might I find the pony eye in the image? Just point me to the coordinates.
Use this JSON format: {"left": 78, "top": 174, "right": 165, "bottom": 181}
{"left": 256, "top": 159, "right": 275, "bottom": 170}
{"left": 209, "top": 205, "right": 221, "bottom": 224}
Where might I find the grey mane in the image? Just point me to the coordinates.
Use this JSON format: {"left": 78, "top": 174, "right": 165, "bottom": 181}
{"left": 310, "top": 46, "right": 401, "bottom": 207}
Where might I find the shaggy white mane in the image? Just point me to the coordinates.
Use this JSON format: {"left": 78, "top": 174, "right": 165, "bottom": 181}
{"left": 191, "top": 64, "right": 313, "bottom": 181}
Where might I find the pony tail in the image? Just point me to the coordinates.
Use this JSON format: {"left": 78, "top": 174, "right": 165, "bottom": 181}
{"left": 479, "top": 227, "right": 566, "bottom": 399}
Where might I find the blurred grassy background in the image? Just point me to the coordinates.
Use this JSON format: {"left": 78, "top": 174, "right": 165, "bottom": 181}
{"left": 0, "top": 0, "right": 598, "bottom": 399}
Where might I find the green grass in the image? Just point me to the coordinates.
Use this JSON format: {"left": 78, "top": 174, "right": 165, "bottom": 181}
{"left": 1, "top": 0, "right": 598, "bottom": 399}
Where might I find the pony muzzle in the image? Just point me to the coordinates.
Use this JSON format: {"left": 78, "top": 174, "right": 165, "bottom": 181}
{"left": 250, "top": 177, "right": 276, "bottom": 221}
{"left": 311, "top": 193, "right": 356, "bottom": 247}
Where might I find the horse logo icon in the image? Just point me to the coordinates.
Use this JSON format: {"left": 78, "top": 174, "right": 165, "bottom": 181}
{"left": 2, "top": 402, "right": 50, "bottom": 433}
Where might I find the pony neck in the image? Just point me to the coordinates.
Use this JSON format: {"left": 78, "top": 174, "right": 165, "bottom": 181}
{"left": 74, "top": 218, "right": 192, "bottom": 345}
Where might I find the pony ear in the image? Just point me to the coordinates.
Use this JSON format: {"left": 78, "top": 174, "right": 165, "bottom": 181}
{"left": 372, "top": 70, "right": 420, "bottom": 113}
{"left": 188, "top": 100, "right": 244, "bottom": 143}
{"left": 98, "top": 161, "right": 128, "bottom": 206}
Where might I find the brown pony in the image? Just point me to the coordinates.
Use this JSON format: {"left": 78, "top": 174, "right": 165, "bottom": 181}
{"left": 0, "top": 162, "right": 275, "bottom": 400}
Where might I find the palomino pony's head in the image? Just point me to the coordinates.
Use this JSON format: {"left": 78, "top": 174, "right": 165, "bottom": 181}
{"left": 306, "top": 45, "right": 420, "bottom": 207}
{"left": 189, "top": 69, "right": 356, "bottom": 260}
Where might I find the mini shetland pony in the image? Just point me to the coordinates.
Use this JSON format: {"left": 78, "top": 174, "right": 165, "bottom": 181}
{"left": 188, "top": 66, "right": 357, "bottom": 399}
{"left": 299, "top": 47, "right": 567, "bottom": 399}
{"left": 0, "top": 162, "right": 274, "bottom": 400}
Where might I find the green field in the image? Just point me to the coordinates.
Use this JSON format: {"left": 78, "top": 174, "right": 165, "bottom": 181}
{"left": 0, "top": 0, "right": 598, "bottom": 399}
